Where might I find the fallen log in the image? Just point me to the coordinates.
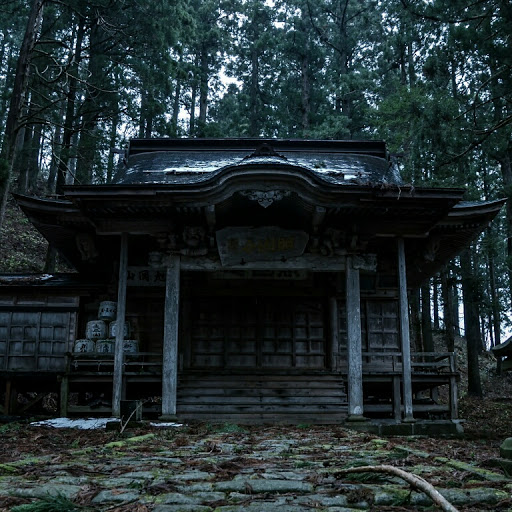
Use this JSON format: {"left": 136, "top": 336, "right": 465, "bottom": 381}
{"left": 337, "top": 464, "right": 459, "bottom": 512}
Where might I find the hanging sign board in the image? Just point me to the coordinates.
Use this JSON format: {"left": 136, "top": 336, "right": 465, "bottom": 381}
{"left": 216, "top": 226, "right": 309, "bottom": 266}
{"left": 127, "top": 267, "right": 166, "bottom": 286}
{"left": 211, "top": 269, "right": 308, "bottom": 280}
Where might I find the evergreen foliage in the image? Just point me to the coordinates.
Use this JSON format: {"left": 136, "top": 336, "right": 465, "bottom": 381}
{"left": 0, "top": 0, "right": 510, "bottom": 387}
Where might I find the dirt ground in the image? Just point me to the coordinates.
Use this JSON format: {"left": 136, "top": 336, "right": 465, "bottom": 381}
{"left": 1, "top": 372, "right": 511, "bottom": 468}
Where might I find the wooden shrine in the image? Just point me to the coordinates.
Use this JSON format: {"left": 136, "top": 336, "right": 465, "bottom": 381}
{"left": 0, "top": 138, "right": 505, "bottom": 427}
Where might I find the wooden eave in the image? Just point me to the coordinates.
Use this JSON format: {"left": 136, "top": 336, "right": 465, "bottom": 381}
{"left": 61, "top": 177, "right": 466, "bottom": 239}
{"left": 405, "top": 198, "right": 506, "bottom": 285}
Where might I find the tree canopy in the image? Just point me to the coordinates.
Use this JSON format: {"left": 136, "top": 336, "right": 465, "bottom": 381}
{"left": 0, "top": 0, "right": 511, "bottom": 377}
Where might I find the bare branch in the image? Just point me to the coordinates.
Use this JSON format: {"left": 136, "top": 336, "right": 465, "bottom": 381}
{"left": 337, "top": 465, "right": 459, "bottom": 512}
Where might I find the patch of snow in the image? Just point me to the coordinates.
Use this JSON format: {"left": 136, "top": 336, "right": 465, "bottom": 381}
{"left": 31, "top": 417, "right": 119, "bottom": 429}
{"left": 30, "top": 417, "right": 184, "bottom": 429}
{"left": 150, "top": 422, "right": 183, "bottom": 428}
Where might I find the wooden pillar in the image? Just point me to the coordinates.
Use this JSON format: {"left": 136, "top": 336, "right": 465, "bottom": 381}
{"left": 4, "top": 379, "right": 14, "bottom": 415}
{"left": 112, "top": 232, "right": 128, "bottom": 418}
{"left": 160, "top": 254, "right": 180, "bottom": 420}
{"left": 449, "top": 376, "right": 458, "bottom": 419}
{"left": 59, "top": 375, "right": 69, "bottom": 417}
{"left": 449, "top": 353, "right": 458, "bottom": 419}
{"left": 397, "top": 238, "right": 415, "bottom": 422}
{"left": 346, "top": 256, "right": 365, "bottom": 421}
{"left": 329, "top": 296, "right": 340, "bottom": 371}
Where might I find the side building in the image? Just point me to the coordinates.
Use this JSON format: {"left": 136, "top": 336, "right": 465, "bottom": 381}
{"left": 1, "top": 138, "right": 504, "bottom": 431}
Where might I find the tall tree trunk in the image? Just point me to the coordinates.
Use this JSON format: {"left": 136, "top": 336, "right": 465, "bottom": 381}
{"left": 14, "top": 110, "right": 31, "bottom": 193}
{"left": 0, "top": 45, "right": 16, "bottom": 134}
{"left": 248, "top": 45, "right": 259, "bottom": 137}
{"left": 499, "top": 150, "right": 512, "bottom": 308}
{"left": 452, "top": 272, "right": 460, "bottom": 336}
{"left": 75, "top": 15, "right": 107, "bottom": 185}
{"left": 0, "top": 0, "right": 45, "bottom": 233}
{"left": 460, "top": 248, "right": 483, "bottom": 397}
{"left": 432, "top": 275, "right": 440, "bottom": 330}
{"left": 189, "top": 63, "right": 197, "bottom": 136}
{"left": 27, "top": 115, "right": 42, "bottom": 193}
{"left": 138, "top": 90, "right": 147, "bottom": 138}
{"left": 301, "top": 52, "right": 311, "bottom": 133}
{"left": 55, "top": 18, "right": 84, "bottom": 194}
{"left": 47, "top": 101, "right": 65, "bottom": 194}
{"left": 441, "top": 268, "right": 455, "bottom": 352}
{"left": 172, "top": 75, "right": 182, "bottom": 136}
{"left": 486, "top": 226, "right": 501, "bottom": 347}
{"left": 409, "top": 288, "right": 422, "bottom": 352}
{"left": 421, "top": 281, "right": 434, "bottom": 352}
{"left": 197, "top": 48, "right": 208, "bottom": 137}
{"left": 106, "top": 110, "right": 118, "bottom": 184}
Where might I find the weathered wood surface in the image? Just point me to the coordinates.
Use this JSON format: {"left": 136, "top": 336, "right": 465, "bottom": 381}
{"left": 346, "top": 256, "right": 364, "bottom": 419}
{"left": 397, "top": 238, "right": 414, "bottom": 421}
{"left": 189, "top": 297, "right": 326, "bottom": 370}
{"left": 0, "top": 295, "right": 78, "bottom": 372}
{"left": 177, "top": 373, "right": 347, "bottom": 421}
{"left": 112, "top": 232, "right": 129, "bottom": 417}
{"left": 161, "top": 254, "right": 180, "bottom": 419}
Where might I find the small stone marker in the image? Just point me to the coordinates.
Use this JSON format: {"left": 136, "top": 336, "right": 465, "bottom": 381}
{"left": 499, "top": 438, "right": 512, "bottom": 459}
{"left": 496, "top": 437, "right": 512, "bottom": 477}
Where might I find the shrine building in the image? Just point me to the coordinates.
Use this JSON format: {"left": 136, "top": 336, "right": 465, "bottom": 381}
{"left": 1, "top": 138, "right": 504, "bottom": 431}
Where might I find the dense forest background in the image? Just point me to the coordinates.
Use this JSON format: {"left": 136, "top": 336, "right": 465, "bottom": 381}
{"left": 0, "top": 0, "right": 511, "bottom": 395}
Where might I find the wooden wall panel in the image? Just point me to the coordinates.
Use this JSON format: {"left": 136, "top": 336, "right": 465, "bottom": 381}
{"left": 189, "top": 297, "right": 326, "bottom": 370}
{"left": 0, "top": 296, "right": 78, "bottom": 372}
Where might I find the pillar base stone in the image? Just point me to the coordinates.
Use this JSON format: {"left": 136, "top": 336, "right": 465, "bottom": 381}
{"left": 346, "top": 414, "right": 367, "bottom": 422}
{"left": 159, "top": 414, "right": 179, "bottom": 422}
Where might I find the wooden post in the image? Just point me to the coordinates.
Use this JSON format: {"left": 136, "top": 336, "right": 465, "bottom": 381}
{"left": 112, "top": 232, "right": 128, "bottom": 418}
{"left": 397, "top": 238, "right": 415, "bottom": 422}
{"left": 329, "top": 296, "right": 340, "bottom": 371}
{"left": 449, "top": 353, "right": 458, "bottom": 419}
{"left": 449, "top": 376, "right": 458, "bottom": 419}
{"left": 4, "top": 379, "right": 13, "bottom": 415}
{"left": 59, "top": 375, "right": 69, "bottom": 417}
{"left": 346, "top": 256, "right": 365, "bottom": 421}
{"left": 160, "top": 254, "right": 180, "bottom": 420}
{"left": 392, "top": 375, "right": 401, "bottom": 422}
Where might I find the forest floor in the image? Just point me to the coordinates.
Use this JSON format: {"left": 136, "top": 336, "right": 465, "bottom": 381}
{"left": 0, "top": 367, "right": 511, "bottom": 512}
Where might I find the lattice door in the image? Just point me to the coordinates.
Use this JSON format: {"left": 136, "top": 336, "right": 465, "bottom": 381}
{"left": 189, "top": 297, "right": 326, "bottom": 369}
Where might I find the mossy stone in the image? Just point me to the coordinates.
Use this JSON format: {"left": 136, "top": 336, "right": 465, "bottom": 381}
{"left": 499, "top": 437, "right": 512, "bottom": 459}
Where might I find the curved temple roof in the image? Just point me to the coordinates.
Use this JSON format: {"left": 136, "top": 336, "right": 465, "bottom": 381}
{"left": 114, "top": 138, "right": 402, "bottom": 186}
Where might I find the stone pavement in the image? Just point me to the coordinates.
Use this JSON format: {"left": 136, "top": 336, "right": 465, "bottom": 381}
{"left": 0, "top": 423, "right": 510, "bottom": 511}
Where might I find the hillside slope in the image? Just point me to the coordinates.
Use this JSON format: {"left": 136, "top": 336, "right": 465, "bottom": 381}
{"left": 0, "top": 197, "right": 48, "bottom": 272}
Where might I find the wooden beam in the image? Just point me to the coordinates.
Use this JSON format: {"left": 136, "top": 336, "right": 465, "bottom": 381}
{"left": 179, "top": 254, "right": 347, "bottom": 271}
{"left": 160, "top": 254, "right": 180, "bottom": 420}
{"left": 449, "top": 375, "right": 458, "bottom": 419}
{"left": 329, "top": 296, "right": 340, "bottom": 371}
{"left": 397, "top": 238, "right": 415, "bottom": 422}
{"left": 112, "top": 232, "right": 128, "bottom": 418}
{"left": 59, "top": 375, "right": 68, "bottom": 417}
{"left": 346, "top": 256, "right": 365, "bottom": 421}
